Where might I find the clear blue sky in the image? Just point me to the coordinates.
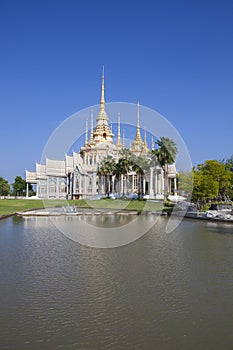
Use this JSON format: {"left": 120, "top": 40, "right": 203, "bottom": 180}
{"left": 0, "top": 0, "right": 233, "bottom": 183}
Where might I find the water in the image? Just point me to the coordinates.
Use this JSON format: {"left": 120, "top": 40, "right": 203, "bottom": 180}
{"left": 0, "top": 215, "right": 233, "bottom": 349}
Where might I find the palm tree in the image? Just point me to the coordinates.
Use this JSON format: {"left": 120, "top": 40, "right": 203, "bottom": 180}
{"left": 117, "top": 149, "right": 133, "bottom": 195}
{"left": 153, "top": 137, "right": 177, "bottom": 200}
{"left": 97, "top": 156, "right": 116, "bottom": 195}
{"left": 113, "top": 161, "right": 123, "bottom": 196}
{"left": 131, "top": 155, "right": 151, "bottom": 196}
{"left": 97, "top": 158, "right": 107, "bottom": 194}
{"left": 132, "top": 161, "right": 143, "bottom": 196}
{"left": 104, "top": 156, "right": 116, "bottom": 194}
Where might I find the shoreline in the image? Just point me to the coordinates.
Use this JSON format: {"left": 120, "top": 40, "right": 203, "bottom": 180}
{"left": 176, "top": 211, "right": 233, "bottom": 224}
{"left": 0, "top": 206, "right": 168, "bottom": 220}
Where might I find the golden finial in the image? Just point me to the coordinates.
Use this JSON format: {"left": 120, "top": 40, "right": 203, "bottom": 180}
{"left": 144, "top": 128, "right": 147, "bottom": 146}
{"left": 151, "top": 135, "right": 154, "bottom": 150}
{"left": 90, "top": 110, "right": 94, "bottom": 142}
{"left": 85, "top": 117, "right": 88, "bottom": 146}
{"left": 117, "top": 112, "right": 121, "bottom": 144}
{"left": 100, "top": 65, "right": 105, "bottom": 112}
{"left": 137, "top": 100, "right": 140, "bottom": 127}
{"left": 135, "top": 101, "right": 143, "bottom": 143}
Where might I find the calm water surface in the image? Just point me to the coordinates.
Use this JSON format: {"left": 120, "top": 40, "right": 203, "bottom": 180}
{"left": 0, "top": 215, "right": 233, "bottom": 349}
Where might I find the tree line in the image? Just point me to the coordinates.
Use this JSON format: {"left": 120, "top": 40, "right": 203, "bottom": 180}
{"left": 178, "top": 156, "right": 233, "bottom": 202}
{"left": 0, "top": 176, "right": 34, "bottom": 197}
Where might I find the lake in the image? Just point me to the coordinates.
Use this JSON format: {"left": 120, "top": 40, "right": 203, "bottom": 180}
{"left": 0, "top": 215, "right": 233, "bottom": 349}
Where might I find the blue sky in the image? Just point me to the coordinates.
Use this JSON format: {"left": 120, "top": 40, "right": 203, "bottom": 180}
{"left": 0, "top": 0, "right": 233, "bottom": 183}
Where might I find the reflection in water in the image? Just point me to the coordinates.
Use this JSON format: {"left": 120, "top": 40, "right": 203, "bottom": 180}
{"left": 45, "top": 213, "right": 159, "bottom": 248}
{"left": 0, "top": 216, "right": 233, "bottom": 349}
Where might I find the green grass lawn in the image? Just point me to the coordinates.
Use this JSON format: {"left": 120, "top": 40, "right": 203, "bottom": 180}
{"left": 78, "top": 199, "right": 165, "bottom": 212}
{"left": 0, "top": 198, "right": 168, "bottom": 216}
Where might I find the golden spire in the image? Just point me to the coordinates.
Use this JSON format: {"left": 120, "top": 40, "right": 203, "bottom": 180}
{"left": 90, "top": 110, "right": 94, "bottom": 142}
{"left": 85, "top": 117, "right": 88, "bottom": 146}
{"left": 151, "top": 135, "right": 154, "bottom": 151}
{"left": 100, "top": 65, "right": 105, "bottom": 112}
{"left": 94, "top": 67, "right": 113, "bottom": 142}
{"left": 135, "top": 101, "right": 143, "bottom": 143}
{"left": 144, "top": 128, "right": 147, "bottom": 146}
{"left": 96, "top": 65, "right": 109, "bottom": 123}
{"left": 117, "top": 112, "right": 121, "bottom": 144}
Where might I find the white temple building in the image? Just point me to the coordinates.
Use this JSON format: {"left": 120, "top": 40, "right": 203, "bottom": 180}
{"left": 26, "top": 70, "right": 177, "bottom": 199}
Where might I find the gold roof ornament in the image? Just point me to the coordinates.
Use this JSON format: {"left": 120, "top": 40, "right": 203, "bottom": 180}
{"left": 144, "top": 128, "right": 147, "bottom": 146}
{"left": 151, "top": 136, "right": 154, "bottom": 150}
{"left": 96, "top": 66, "right": 109, "bottom": 124}
{"left": 89, "top": 110, "right": 94, "bottom": 143}
{"left": 135, "top": 101, "right": 143, "bottom": 144}
{"left": 116, "top": 112, "right": 124, "bottom": 148}
{"left": 143, "top": 127, "right": 149, "bottom": 152}
{"left": 118, "top": 112, "right": 121, "bottom": 142}
{"left": 93, "top": 66, "right": 114, "bottom": 142}
{"left": 85, "top": 117, "right": 88, "bottom": 146}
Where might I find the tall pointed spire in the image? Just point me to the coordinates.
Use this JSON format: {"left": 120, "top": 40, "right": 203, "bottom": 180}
{"left": 85, "top": 117, "right": 88, "bottom": 146}
{"left": 100, "top": 65, "right": 105, "bottom": 112}
{"left": 90, "top": 110, "right": 94, "bottom": 143}
{"left": 135, "top": 101, "right": 143, "bottom": 143}
{"left": 94, "top": 67, "right": 113, "bottom": 142}
{"left": 117, "top": 112, "right": 121, "bottom": 144}
{"left": 96, "top": 65, "right": 109, "bottom": 124}
{"left": 137, "top": 100, "right": 140, "bottom": 128}
{"left": 144, "top": 128, "right": 147, "bottom": 146}
{"left": 151, "top": 136, "right": 154, "bottom": 151}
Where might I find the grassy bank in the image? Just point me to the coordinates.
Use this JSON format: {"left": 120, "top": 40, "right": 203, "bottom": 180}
{"left": 0, "top": 198, "right": 168, "bottom": 216}
{"left": 0, "top": 199, "right": 66, "bottom": 216}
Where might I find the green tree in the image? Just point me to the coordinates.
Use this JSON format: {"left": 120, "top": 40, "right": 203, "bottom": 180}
{"left": 192, "top": 160, "right": 233, "bottom": 201}
{"left": 12, "top": 176, "right": 27, "bottom": 196}
{"left": 0, "top": 176, "right": 10, "bottom": 196}
{"left": 131, "top": 155, "right": 151, "bottom": 196}
{"left": 118, "top": 149, "right": 133, "bottom": 195}
{"left": 153, "top": 137, "right": 177, "bottom": 199}
{"left": 97, "top": 156, "right": 116, "bottom": 195}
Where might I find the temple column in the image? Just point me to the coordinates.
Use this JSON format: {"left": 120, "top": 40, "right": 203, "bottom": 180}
{"left": 120, "top": 174, "right": 124, "bottom": 195}
{"left": 112, "top": 175, "right": 115, "bottom": 193}
{"left": 92, "top": 172, "right": 97, "bottom": 195}
{"left": 154, "top": 172, "right": 158, "bottom": 195}
{"left": 36, "top": 181, "right": 39, "bottom": 197}
{"left": 56, "top": 177, "right": 59, "bottom": 198}
{"left": 66, "top": 175, "right": 69, "bottom": 197}
{"left": 79, "top": 174, "right": 82, "bottom": 194}
{"left": 143, "top": 177, "right": 146, "bottom": 195}
{"left": 73, "top": 173, "right": 76, "bottom": 194}
{"left": 101, "top": 176, "right": 105, "bottom": 194}
{"left": 70, "top": 173, "right": 73, "bottom": 196}
{"left": 158, "top": 172, "right": 162, "bottom": 193}
{"left": 161, "top": 172, "right": 164, "bottom": 194}
{"left": 83, "top": 176, "right": 87, "bottom": 197}
{"left": 26, "top": 183, "right": 29, "bottom": 198}
{"left": 149, "top": 167, "right": 154, "bottom": 197}
{"left": 46, "top": 179, "right": 49, "bottom": 198}
{"left": 174, "top": 177, "right": 177, "bottom": 196}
